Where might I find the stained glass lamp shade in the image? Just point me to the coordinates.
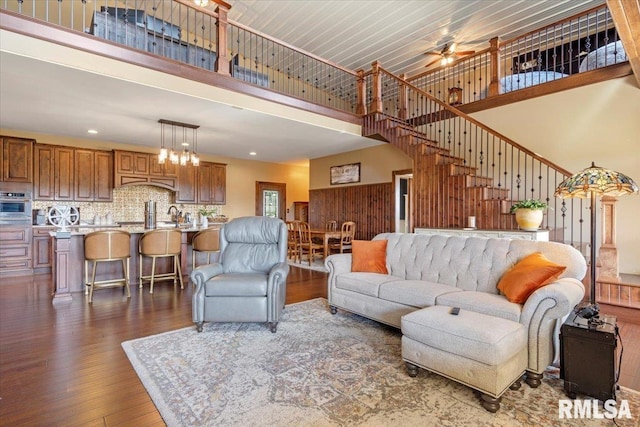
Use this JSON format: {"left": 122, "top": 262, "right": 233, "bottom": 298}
{"left": 554, "top": 162, "right": 638, "bottom": 317}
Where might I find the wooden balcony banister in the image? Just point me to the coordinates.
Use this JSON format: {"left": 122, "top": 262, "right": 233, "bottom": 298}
{"left": 489, "top": 36, "right": 500, "bottom": 98}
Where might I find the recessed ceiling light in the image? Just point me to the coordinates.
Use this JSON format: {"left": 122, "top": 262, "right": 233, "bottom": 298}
{"left": 88, "top": 129, "right": 98, "bottom": 134}
{"left": 249, "top": 152, "right": 257, "bottom": 156}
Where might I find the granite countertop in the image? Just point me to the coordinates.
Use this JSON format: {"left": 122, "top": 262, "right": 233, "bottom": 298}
{"left": 47, "top": 223, "right": 223, "bottom": 236}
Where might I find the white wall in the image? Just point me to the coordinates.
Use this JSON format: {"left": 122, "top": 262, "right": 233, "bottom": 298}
{"left": 471, "top": 76, "right": 640, "bottom": 274}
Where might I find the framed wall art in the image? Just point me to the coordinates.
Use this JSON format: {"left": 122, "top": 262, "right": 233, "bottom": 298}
{"left": 330, "top": 162, "right": 361, "bottom": 185}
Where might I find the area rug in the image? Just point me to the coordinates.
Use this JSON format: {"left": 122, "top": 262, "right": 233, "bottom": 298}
{"left": 287, "top": 258, "right": 329, "bottom": 272}
{"left": 122, "top": 299, "right": 640, "bottom": 426}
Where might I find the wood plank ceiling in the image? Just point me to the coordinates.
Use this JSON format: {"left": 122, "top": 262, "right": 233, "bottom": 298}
{"left": 225, "top": 0, "right": 606, "bottom": 77}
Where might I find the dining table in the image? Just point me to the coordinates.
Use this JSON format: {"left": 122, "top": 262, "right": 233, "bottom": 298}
{"left": 309, "top": 229, "right": 342, "bottom": 259}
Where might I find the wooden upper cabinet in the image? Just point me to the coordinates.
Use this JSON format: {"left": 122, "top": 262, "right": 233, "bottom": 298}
{"left": 54, "top": 147, "right": 74, "bottom": 201}
{"left": 175, "top": 161, "right": 226, "bottom": 204}
{"left": 176, "top": 164, "right": 197, "bottom": 204}
{"left": 1, "top": 136, "right": 34, "bottom": 183}
{"left": 74, "top": 149, "right": 113, "bottom": 202}
{"left": 33, "top": 144, "right": 74, "bottom": 201}
{"left": 197, "top": 163, "right": 214, "bottom": 204}
{"left": 211, "top": 163, "right": 226, "bottom": 204}
{"left": 94, "top": 151, "right": 113, "bottom": 202}
{"left": 74, "top": 149, "right": 95, "bottom": 201}
{"left": 114, "top": 150, "right": 176, "bottom": 190}
{"left": 115, "top": 150, "right": 149, "bottom": 175}
{"left": 34, "top": 144, "right": 55, "bottom": 200}
{"left": 150, "top": 156, "right": 177, "bottom": 177}
{"left": 35, "top": 144, "right": 112, "bottom": 202}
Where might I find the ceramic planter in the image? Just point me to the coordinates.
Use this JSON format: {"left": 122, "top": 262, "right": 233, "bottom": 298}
{"left": 514, "top": 208, "right": 544, "bottom": 231}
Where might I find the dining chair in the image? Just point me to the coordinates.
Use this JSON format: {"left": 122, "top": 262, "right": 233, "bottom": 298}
{"left": 330, "top": 221, "right": 356, "bottom": 254}
{"left": 297, "top": 221, "right": 324, "bottom": 266}
{"left": 286, "top": 221, "right": 300, "bottom": 262}
{"left": 325, "top": 220, "right": 338, "bottom": 232}
{"left": 84, "top": 230, "right": 131, "bottom": 303}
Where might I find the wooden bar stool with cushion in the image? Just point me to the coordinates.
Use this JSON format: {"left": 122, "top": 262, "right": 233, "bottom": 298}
{"left": 139, "top": 229, "right": 184, "bottom": 293}
{"left": 84, "top": 230, "right": 131, "bottom": 303}
{"left": 192, "top": 227, "right": 220, "bottom": 270}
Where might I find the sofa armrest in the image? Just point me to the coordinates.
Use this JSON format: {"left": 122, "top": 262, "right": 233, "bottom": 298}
{"left": 520, "top": 277, "right": 585, "bottom": 373}
{"left": 521, "top": 278, "right": 585, "bottom": 324}
{"left": 191, "top": 263, "right": 224, "bottom": 323}
{"left": 326, "top": 254, "right": 352, "bottom": 300}
{"left": 326, "top": 254, "right": 352, "bottom": 277}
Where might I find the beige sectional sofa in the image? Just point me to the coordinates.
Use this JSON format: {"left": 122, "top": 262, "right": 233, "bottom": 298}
{"left": 325, "top": 232, "right": 586, "bottom": 386}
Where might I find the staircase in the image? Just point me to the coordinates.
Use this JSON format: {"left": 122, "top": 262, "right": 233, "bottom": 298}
{"left": 364, "top": 112, "right": 519, "bottom": 230}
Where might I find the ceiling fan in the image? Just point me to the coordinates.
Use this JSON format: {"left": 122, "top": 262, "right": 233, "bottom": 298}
{"left": 425, "top": 43, "right": 475, "bottom": 68}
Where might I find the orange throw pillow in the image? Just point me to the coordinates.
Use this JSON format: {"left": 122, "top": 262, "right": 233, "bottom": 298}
{"left": 497, "top": 252, "right": 566, "bottom": 304}
{"left": 351, "top": 240, "right": 388, "bottom": 274}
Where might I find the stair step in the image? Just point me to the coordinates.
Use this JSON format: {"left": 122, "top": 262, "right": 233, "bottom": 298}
{"left": 464, "top": 186, "right": 511, "bottom": 200}
{"left": 448, "top": 174, "right": 494, "bottom": 187}
{"left": 427, "top": 152, "right": 467, "bottom": 166}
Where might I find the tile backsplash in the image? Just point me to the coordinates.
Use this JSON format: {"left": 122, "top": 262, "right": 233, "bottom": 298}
{"left": 32, "top": 185, "right": 223, "bottom": 224}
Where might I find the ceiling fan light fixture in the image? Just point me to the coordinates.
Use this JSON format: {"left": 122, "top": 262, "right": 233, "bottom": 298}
{"left": 193, "top": 0, "right": 209, "bottom": 6}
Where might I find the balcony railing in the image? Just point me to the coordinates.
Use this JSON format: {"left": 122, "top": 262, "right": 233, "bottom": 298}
{"left": 407, "top": 4, "right": 628, "bottom": 105}
{"left": 0, "top": 0, "right": 360, "bottom": 113}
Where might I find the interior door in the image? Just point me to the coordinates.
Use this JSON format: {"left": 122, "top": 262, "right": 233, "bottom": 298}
{"left": 255, "top": 181, "right": 286, "bottom": 220}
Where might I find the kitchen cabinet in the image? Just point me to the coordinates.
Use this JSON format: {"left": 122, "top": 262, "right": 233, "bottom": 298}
{"left": 211, "top": 163, "right": 226, "bottom": 204}
{"left": 0, "top": 225, "right": 32, "bottom": 275}
{"left": 175, "top": 161, "right": 226, "bottom": 204}
{"left": 114, "top": 150, "right": 177, "bottom": 190}
{"left": 74, "top": 149, "right": 113, "bottom": 202}
{"left": 32, "top": 227, "right": 54, "bottom": 272}
{"left": 0, "top": 136, "right": 34, "bottom": 183}
{"left": 33, "top": 144, "right": 74, "bottom": 201}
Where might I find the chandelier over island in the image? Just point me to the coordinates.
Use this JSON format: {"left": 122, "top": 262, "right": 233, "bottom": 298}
{"left": 158, "top": 119, "right": 200, "bottom": 167}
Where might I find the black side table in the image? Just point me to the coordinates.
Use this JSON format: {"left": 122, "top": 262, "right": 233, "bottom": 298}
{"left": 560, "top": 313, "right": 618, "bottom": 401}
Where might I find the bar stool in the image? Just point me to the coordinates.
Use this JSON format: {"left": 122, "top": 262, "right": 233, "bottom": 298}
{"left": 139, "top": 229, "right": 184, "bottom": 293}
{"left": 191, "top": 227, "right": 220, "bottom": 270}
{"left": 84, "top": 230, "right": 131, "bottom": 303}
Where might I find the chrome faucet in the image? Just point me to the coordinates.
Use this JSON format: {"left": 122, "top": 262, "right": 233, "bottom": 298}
{"left": 167, "top": 205, "right": 181, "bottom": 227}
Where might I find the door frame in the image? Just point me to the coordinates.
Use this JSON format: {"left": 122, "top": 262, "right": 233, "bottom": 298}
{"left": 255, "top": 181, "right": 287, "bottom": 220}
{"left": 392, "top": 169, "right": 413, "bottom": 233}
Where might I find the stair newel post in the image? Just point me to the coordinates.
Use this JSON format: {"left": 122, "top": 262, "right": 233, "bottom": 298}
{"left": 398, "top": 73, "right": 408, "bottom": 121}
{"left": 488, "top": 37, "right": 500, "bottom": 97}
{"left": 370, "top": 61, "right": 383, "bottom": 115}
{"left": 215, "top": 5, "right": 231, "bottom": 76}
{"left": 356, "top": 69, "right": 367, "bottom": 115}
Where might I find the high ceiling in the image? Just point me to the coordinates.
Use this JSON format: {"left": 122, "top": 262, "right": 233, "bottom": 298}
{"left": 0, "top": 0, "right": 603, "bottom": 166}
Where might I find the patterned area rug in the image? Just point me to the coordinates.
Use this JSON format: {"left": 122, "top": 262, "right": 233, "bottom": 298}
{"left": 122, "top": 299, "right": 640, "bottom": 426}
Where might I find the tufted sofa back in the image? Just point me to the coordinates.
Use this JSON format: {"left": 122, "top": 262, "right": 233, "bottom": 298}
{"left": 373, "top": 233, "right": 587, "bottom": 294}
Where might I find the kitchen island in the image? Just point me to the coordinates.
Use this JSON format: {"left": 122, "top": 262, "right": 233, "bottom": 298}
{"left": 49, "top": 223, "right": 224, "bottom": 303}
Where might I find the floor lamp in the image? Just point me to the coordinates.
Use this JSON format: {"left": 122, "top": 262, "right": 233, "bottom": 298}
{"left": 554, "top": 162, "right": 638, "bottom": 320}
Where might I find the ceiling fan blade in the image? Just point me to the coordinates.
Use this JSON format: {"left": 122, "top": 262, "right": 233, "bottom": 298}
{"left": 425, "top": 58, "right": 441, "bottom": 68}
{"left": 424, "top": 51, "right": 441, "bottom": 56}
{"left": 455, "top": 50, "right": 476, "bottom": 56}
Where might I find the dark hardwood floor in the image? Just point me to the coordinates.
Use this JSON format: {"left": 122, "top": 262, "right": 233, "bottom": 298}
{"left": 0, "top": 270, "right": 638, "bottom": 426}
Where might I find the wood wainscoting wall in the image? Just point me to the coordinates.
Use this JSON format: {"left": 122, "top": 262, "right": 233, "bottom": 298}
{"left": 309, "top": 183, "right": 393, "bottom": 240}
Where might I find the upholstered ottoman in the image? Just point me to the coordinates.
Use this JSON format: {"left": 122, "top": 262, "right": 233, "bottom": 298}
{"left": 401, "top": 305, "right": 527, "bottom": 412}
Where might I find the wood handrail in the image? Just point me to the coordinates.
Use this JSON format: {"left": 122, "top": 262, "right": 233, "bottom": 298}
{"left": 373, "top": 64, "right": 574, "bottom": 177}
{"left": 499, "top": 3, "right": 609, "bottom": 47}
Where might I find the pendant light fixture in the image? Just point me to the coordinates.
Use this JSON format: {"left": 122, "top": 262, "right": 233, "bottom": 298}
{"left": 193, "top": 0, "right": 210, "bottom": 7}
{"left": 158, "top": 119, "right": 201, "bottom": 167}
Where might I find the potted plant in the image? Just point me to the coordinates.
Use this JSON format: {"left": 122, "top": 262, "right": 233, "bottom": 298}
{"left": 510, "top": 199, "right": 550, "bottom": 231}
